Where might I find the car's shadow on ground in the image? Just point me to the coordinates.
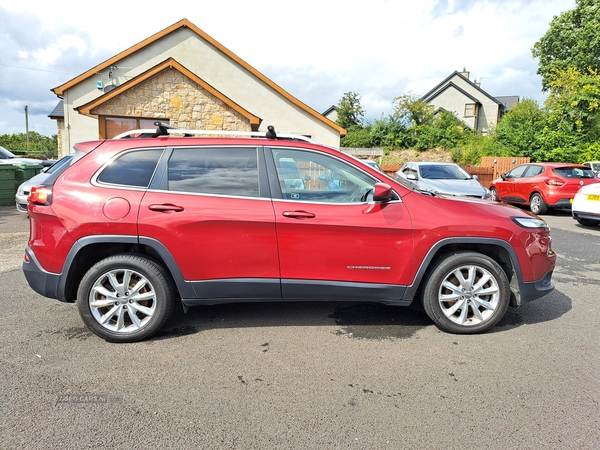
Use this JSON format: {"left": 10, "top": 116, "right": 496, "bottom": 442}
{"left": 153, "top": 288, "right": 573, "bottom": 341}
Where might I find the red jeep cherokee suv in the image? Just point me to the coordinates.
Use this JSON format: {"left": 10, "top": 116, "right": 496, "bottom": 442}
{"left": 23, "top": 124, "right": 556, "bottom": 342}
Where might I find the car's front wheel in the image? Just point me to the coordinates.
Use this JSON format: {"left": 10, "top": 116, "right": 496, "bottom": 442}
{"left": 422, "top": 251, "right": 510, "bottom": 334}
{"left": 77, "top": 254, "right": 175, "bottom": 342}
{"left": 529, "top": 192, "right": 548, "bottom": 215}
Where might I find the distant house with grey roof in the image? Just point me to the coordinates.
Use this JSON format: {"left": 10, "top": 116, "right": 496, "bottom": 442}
{"left": 422, "top": 69, "right": 519, "bottom": 134}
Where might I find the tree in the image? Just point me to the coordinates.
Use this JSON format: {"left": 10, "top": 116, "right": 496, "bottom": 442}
{"left": 492, "top": 98, "right": 548, "bottom": 158}
{"left": 544, "top": 67, "right": 600, "bottom": 139}
{"left": 391, "top": 92, "right": 434, "bottom": 126}
{"left": 0, "top": 132, "right": 58, "bottom": 158}
{"left": 532, "top": 0, "right": 600, "bottom": 91}
{"left": 336, "top": 92, "right": 365, "bottom": 129}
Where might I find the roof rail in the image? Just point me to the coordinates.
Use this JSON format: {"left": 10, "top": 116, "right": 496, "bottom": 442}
{"left": 113, "top": 122, "right": 318, "bottom": 143}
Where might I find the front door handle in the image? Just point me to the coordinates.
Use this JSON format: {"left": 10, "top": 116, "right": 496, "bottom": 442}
{"left": 148, "top": 204, "right": 185, "bottom": 213}
{"left": 282, "top": 210, "right": 316, "bottom": 219}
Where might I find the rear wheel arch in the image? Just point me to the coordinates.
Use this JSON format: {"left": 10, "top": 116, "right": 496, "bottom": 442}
{"left": 529, "top": 191, "right": 548, "bottom": 215}
{"left": 61, "top": 237, "right": 191, "bottom": 302}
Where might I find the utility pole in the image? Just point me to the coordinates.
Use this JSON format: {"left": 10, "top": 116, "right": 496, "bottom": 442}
{"left": 24, "top": 105, "right": 30, "bottom": 152}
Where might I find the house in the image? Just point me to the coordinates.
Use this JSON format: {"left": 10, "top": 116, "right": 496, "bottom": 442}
{"left": 421, "top": 69, "right": 519, "bottom": 134}
{"left": 49, "top": 19, "right": 346, "bottom": 157}
{"left": 322, "top": 105, "right": 338, "bottom": 123}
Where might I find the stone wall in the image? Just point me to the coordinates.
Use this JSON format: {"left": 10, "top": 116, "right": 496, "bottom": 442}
{"left": 91, "top": 68, "right": 252, "bottom": 131}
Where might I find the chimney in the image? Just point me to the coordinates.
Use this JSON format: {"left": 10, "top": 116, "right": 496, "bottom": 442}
{"left": 474, "top": 78, "right": 481, "bottom": 87}
{"left": 459, "top": 67, "right": 470, "bottom": 79}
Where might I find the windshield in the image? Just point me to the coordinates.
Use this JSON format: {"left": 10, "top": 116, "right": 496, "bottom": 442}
{"left": 0, "top": 146, "right": 16, "bottom": 159}
{"left": 419, "top": 164, "right": 471, "bottom": 180}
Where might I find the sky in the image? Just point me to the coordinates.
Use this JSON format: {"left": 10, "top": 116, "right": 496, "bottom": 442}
{"left": 0, "top": 0, "right": 576, "bottom": 138}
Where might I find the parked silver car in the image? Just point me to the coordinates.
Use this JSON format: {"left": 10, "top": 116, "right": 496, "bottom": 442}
{"left": 0, "top": 145, "right": 56, "bottom": 167}
{"left": 395, "top": 162, "right": 490, "bottom": 199}
{"left": 15, "top": 155, "right": 73, "bottom": 212}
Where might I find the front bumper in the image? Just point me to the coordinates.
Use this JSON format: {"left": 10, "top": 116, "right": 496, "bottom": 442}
{"left": 512, "top": 269, "right": 555, "bottom": 306}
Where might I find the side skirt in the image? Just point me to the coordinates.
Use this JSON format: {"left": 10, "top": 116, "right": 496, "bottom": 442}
{"left": 181, "top": 278, "right": 409, "bottom": 306}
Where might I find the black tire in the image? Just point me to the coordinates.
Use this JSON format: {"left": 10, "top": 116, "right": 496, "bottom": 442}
{"left": 577, "top": 218, "right": 600, "bottom": 227}
{"left": 422, "top": 251, "right": 510, "bottom": 334}
{"left": 529, "top": 192, "right": 548, "bottom": 215}
{"left": 490, "top": 187, "right": 499, "bottom": 202}
{"left": 77, "top": 254, "right": 175, "bottom": 343}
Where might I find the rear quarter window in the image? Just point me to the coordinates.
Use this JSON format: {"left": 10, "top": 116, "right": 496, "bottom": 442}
{"left": 97, "top": 149, "right": 163, "bottom": 187}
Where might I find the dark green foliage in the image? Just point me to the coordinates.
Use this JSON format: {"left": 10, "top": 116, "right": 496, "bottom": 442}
{"left": 0, "top": 132, "right": 58, "bottom": 158}
{"left": 369, "top": 117, "right": 408, "bottom": 148}
{"left": 340, "top": 125, "right": 372, "bottom": 148}
{"left": 493, "top": 98, "right": 547, "bottom": 158}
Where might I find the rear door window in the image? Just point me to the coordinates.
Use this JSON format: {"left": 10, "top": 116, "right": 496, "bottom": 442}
{"left": 167, "top": 147, "right": 259, "bottom": 197}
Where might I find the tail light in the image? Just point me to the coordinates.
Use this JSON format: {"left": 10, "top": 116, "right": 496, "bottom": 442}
{"left": 544, "top": 179, "right": 565, "bottom": 187}
{"left": 28, "top": 186, "right": 53, "bottom": 206}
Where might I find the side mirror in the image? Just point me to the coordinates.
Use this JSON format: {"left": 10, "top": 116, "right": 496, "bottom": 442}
{"left": 472, "top": 174, "right": 478, "bottom": 180}
{"left": 406, "top": 173, "right": 417, "bottom": 180}
{"left": 373, "top": 182, "right": 393, "bottom": 202}
{"left": 501, "top": 173, "right": 507, "bottom": 180}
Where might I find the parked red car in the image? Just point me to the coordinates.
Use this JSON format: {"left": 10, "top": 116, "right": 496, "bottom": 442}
{"left": 489, "top": 163, "right": 600, "bottom": 215}
{"left": 23, "top": 124, "right": 556, "bottom": 342}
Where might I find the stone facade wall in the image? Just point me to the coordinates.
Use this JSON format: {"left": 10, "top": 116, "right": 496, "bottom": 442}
{"left": 91, "top": 68, "right": 252, "bottom": 131}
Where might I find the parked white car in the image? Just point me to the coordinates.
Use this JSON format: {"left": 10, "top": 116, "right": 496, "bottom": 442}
{"left": 582, "top": 161, "right": 600, "bottom": 177}
{"left": 572, "top": 183, "right": 600, "bottom": 226}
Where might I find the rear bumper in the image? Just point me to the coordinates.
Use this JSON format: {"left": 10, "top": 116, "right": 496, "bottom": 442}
{"left": 547, "top": 197, "right": 573, "bottom": 208}
{"left": 22, "top": 246, "right": 63, "bottom": 301}
{"left": 572, "top": 209, "right": 600, "bottom": 222}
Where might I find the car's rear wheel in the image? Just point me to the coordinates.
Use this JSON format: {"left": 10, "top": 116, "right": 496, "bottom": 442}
{"left": 489, "top": 187, "right": 499, "bottom": 202}
{"left": 422, "top": 251, "right": 510, "bottom": 334}
{"left": 529, "top": 192, "right": 548, "bottom": 215}
{"left": 77, "top": 254, "right": 175, "bottom": 343}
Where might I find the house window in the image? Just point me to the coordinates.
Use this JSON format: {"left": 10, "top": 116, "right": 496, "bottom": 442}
{"left": 464, "top": 104, "right": 476, "bottom": 117}
{"left": 100, "top": 117, "right": 169, "bottom": 138}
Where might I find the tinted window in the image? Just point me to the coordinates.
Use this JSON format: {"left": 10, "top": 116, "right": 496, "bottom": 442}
{"left": 98, "top": 149, "right": 162, "bottom": 187}
{"left": 168, "top": 147, "right": 258, "bottom": 197}
{"left": 525, "top": 165, "right": 544, "bottom": 177}
{"left": 507, "top": 165, "right": 529, "bottom": 178}
{"left": 272, "top": 148, "right": 377, "bottom": 203}
{"left": 553, "top": 167, "right": 596, "bottom": 179}
{"left": 46, "top": 155, "right": 73, "bottom": 174}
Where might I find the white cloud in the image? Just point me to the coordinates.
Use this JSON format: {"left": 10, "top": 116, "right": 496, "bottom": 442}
{"left": 0, "top": 0, "right": 576, "bottom": 135}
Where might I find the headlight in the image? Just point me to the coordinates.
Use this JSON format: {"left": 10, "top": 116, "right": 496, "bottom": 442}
{"left": 511, "top": 217, "right": 548, "bottom": 229}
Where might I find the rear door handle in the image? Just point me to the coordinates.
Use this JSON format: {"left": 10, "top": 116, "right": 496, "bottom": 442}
{"left": 282, "top": 210, "right": 316, "bottom": 219}
{"left": 148, "top": 204, "right": 185, "bottom": 213}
